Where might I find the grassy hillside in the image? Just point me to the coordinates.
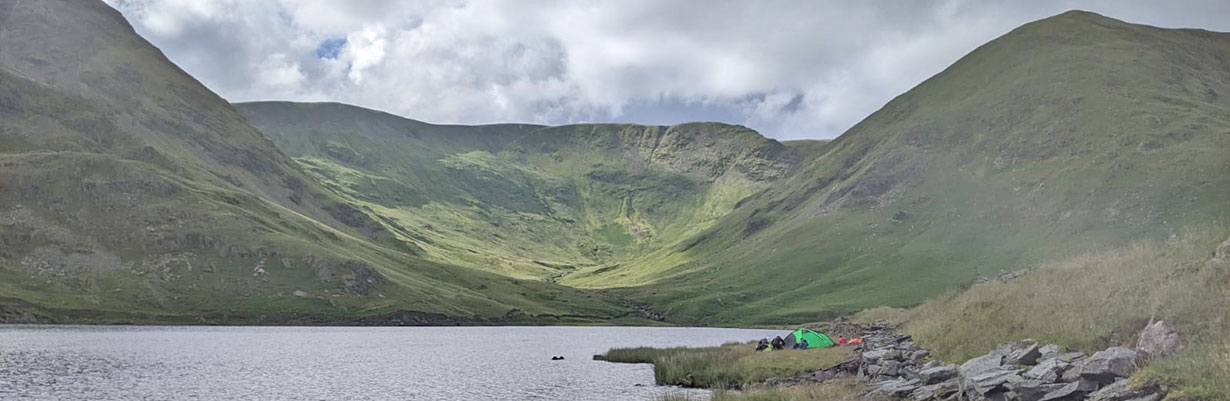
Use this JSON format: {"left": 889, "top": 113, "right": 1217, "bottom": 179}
{"left": 855, "top": 227, "right": 1230, "bottom": 400}
{"left": 237, "top": 102, "right": 809, "bottom": 280}
{"left": 0, "top": 0, "right": 635, "bottom": 324}
{"left": 582, "top": 11, "right": 1230, "bottom": 324}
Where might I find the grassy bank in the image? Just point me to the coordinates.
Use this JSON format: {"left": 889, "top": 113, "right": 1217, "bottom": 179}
{"left": 598, "top": 343, "right": 849, "bottom": 389}
{"left": 855, "top": 227, "right": 1230, "bottom": 400}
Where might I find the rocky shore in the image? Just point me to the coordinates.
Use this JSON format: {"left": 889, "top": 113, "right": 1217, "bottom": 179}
{"left": 766, "top": 320, "right": 1181, "bottom": 401}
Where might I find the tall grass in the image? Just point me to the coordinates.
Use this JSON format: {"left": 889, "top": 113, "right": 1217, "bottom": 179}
{"left": 854, "top": 227, "right": 1229, "bottom": 400}
{"left": 600, "top": 343, "right": 850, "bottom": 389}
{"left": 599, "top": 346, "right": 726, "bottom": 364}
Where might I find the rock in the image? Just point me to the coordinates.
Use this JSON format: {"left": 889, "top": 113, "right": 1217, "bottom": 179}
{"left": 866, "top": 364, "right": 882, "bottom": 376}
{"left": 996, "top": 339, "right": 1042, "bottom": 366}
{"left": 1136, "top": 321, "right": 1182, "bottom": 360}
{"left": 911, "top": 349, "right": 931, "bottom": 361}
{"left": 920, "top": 364, "right": 959, "bottom": 384}
{"left": 292, "top": 290, "right": 311, "bottom": 297}
{"left": 971, "top": 369, "right": 1023, "bottom": 395}
{"left": 984, "top": 390, "right": 1014, "bottom": 401}
{"left": 1214, "top": 235, "right": 1230, "bottom": 262}
{"left": 911, "top": 379, "right": 959, "bottom": 400}
{"left": 863, "top": 348, "right": 900, "bottom": 362}
{"left": 1023, "top": 358, "right": 1070, "bottom": 382}
{"left": 923, "top": 360, "right": 941, "bottom": 369}
{"left": 869, "top": 378, "right": 921, "bottom": 397}
{"left": 1039, "top": 344, "right": 1061, "bottom": 358}
{"left": 1059, "top": 364, "right": 1083, "bottom": 383}
{"left": 1047, "top": 352, "right": 1086, "bottom": 363}
{"left": 960, "top": 353, "right": 1005, "bottom": 379}
{"left": 1079, "top": 347, "right": 1139, "bottom": 384}
{"left": 1010, "top": 379, "right": 1069, "bottom": 401}
{"left": 900, "top": 365, "right": 921, "bottom": 380}
{"left": 1040, "top": 378, "right": 1101, "bottom": 401}
{"left": 883, "top": 359, "right": 903, "bottom": 376}
{"left": 1087, "top": 379, "right": 1162, "bottom": 401}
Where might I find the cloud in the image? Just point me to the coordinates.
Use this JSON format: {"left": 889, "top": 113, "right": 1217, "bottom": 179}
{"left": 102, "top": 0, "right": 1230, "bottom": 140}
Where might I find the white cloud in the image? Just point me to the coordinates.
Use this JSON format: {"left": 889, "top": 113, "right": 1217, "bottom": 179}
{"left": 102, "top": 0, "right": 1230, "bottom": 140}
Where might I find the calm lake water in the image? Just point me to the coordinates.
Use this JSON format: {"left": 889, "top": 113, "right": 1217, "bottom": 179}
{"left": 0, "top": 325, "right": 783, "bottom": 400}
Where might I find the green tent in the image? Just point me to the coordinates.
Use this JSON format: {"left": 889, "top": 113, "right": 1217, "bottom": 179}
{"left": 781, "top": 328, "right": 836, "bottom": 349}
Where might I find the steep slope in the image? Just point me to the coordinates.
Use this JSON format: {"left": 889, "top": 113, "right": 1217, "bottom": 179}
{"left": 582, "top": 11, "right": 1230, "bottom": 324}
{"left": 0, "top": 0, "right": 631, "bottom": 324}
{"left": 237, "top": 102, "right": 809, "bottom": 280}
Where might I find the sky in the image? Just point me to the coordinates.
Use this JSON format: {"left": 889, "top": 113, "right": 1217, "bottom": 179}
{"left": 102, "top": 0, "right": 1230, "bottom": 140}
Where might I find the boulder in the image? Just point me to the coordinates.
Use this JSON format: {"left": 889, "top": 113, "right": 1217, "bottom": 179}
{"left": 911, "top": 349, "right": 931, "bottom": 361}
{"left": 920, "top": 364, "right": 959, "bottom": 384}
{"left": 1023, "top": 358, "right": 1070, "bottom": 382}
{"left": 1009, "top": 379, "right": 1069, "bottom": 401}
{"left": 1136, "top": 321, "right": 1181, "bottom": 360}
{"left": 970, "top": 369, "right": 1022, "bottom": 395}
{"left": 865, "top": 364, "right": 883, "bottom": 376}
{"left": 1059, "top": 365, "right": 1083, "bottom": 383}
{"left": 1039, "top": 344, "right": 1061, "bottom": 358}
{"left": 1079, "top": 347, "right": 1139, "bottom": 384}
{"left": 960, "top": 353, "right": 1005, "bottom": 379}
{"left": 864, "top": 348, "right": 901, "bottom": 362}
{"left": 870, "top": 378, "right": 921, "bottom": 397}
{"left": 1088, "top": 379, "right": 1163, "bottom": 401}
{"left": 883, "top": 360, "right": 903, "bottom": 377}
{"left": 1040, "top": 378, "right": 1101, "bottom": 401}
{"left": 900, "top": 365, "right": 921, "bottom": 380}
{"left": 911, "top": 379, "right": 959, "bottom": 400}
{"left": 996, "top": 339, "right": 1042, "bottom": 366}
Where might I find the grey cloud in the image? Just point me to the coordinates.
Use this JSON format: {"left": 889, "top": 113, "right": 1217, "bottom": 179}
{"left": 103, "top": 0, "right": 1230, "bottom": 140}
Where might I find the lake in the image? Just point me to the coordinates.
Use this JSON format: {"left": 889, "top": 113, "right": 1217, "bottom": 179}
{"left": 0, "top": 325, "right": 783, "bottom": 400}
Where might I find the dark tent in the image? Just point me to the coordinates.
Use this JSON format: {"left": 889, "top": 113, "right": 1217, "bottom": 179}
{"left": 781, "top": 328, "right": 836, "bottom": 349}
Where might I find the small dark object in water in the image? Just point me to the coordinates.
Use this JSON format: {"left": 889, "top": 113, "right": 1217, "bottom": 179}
{"left": 551, "top": 356, "right": 565, "bottom": 360}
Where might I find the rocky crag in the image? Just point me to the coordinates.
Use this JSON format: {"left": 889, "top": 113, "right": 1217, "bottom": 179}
{"left": 771, "top": 320, "right": 1182, "bottom": 401}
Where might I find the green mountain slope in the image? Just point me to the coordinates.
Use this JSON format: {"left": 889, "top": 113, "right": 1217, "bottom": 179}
{"left": 2, "top": 4, "right": 1225, "bottom": 327}
{"left": 577, "top": 11, "right": 1230, "bottom": 324}
{"left": 0, "top": 0, "right": 633, "bottom": 324}
{"left": 236, "top": 102, "right": 809, "bottom": 280}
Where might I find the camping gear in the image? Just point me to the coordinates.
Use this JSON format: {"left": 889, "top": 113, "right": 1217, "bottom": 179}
{"left": 781, "top": 328, "right": 836, "bottom": 349}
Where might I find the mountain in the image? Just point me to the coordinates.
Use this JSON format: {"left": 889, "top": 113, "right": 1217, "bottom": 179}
{"left": 582, "top": 10, "right": 1230, "bottom": 324}
{"left": 0, "top": 0, "right": 633, "bottom": 324}
{"left": 2, "top": 3, "right": 1226, "bottom": 327}
{"left": 235, "top": 101, "right": 810, "bottom": 280}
